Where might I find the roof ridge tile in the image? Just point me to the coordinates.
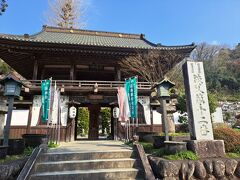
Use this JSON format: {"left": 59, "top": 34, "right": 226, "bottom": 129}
{"left": 43, "top": 25, "right": 142, "bottom": 39}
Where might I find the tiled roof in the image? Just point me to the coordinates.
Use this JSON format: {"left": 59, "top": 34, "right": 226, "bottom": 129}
{"left": 0, "top": 26, "right": 195, "bottom": 50}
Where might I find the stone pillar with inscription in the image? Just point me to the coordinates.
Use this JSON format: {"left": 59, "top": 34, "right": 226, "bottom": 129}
{"left": 183, "top": 61, "right": 225, "bottom": 158}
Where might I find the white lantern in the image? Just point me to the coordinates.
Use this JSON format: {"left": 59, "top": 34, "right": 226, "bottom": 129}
{"left": 69, "top": 106, "right": 77, "bottom": 119}
{"left": 113, "top": 107, "right": 119, "bottom": 119}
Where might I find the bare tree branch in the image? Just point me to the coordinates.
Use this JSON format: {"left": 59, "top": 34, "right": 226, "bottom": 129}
{"left": 46, "top": 0, "right": 87, "bottom": 28}
{"left": 191, "top": 42, "right": 222, "bottom": 61}
{"left": 119, "top": 50, "right": 184, "bottom": 87}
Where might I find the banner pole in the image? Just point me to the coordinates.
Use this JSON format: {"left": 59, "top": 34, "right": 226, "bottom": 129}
{"left": 128, "top": 120, "right": 130, "bottom": 142}
{"left": 48, "top": 77, "right": 52, "bottom": 142}
{"left": 126, "top": 121, "right": 128, "bottom": 142}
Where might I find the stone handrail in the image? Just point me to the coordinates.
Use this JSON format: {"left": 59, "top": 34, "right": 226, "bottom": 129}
{"left": 17, "top": 146, "right": 44, "bottom": 180}
{"left": 133, "top": 143, "right": 156, "bottom": 180}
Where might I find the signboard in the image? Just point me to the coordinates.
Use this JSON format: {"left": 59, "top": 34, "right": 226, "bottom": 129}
{"left": 41, "top": 79, "right": 51, "bottom": 122}
{"left": 183, "top": 61, "right": 214, "bottom": 140}
{"left": 125, "top": 77, "right": 138, "bottom": 118}
{"left": 69, "top": 106, "right": 77, "bottom": 119}
{"left": 113, "top": 107, "right": 119, "bottom": 118}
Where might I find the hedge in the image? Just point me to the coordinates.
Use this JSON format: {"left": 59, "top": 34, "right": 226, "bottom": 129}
{"left": 213, "top": 126, "right": 240, "bottom": 153}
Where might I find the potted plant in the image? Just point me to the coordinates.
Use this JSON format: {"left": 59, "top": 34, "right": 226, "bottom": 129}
{"left": 8, "top": 139, "right": 25, "bottom": 155}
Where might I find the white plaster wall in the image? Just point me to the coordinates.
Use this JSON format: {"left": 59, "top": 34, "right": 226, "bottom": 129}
{"left": 153, "top": 110, "right": 162, "bottom": 124}
{"left": 4, "top": 110, "right": 29, "bottom": 126}
{"left": 31, "top": 95, "right": 69, "bottom": 126}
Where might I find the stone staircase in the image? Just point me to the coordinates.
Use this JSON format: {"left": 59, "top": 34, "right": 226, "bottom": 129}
{"left": 29, "top": 149, "right": 144, "bottom": 180}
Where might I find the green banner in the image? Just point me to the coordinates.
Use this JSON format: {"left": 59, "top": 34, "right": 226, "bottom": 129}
{"left": 125, "top": 77, "right": 138, "bottom": 118}
{"left": 41, "top": 79, "right": 51, "bottom": 122}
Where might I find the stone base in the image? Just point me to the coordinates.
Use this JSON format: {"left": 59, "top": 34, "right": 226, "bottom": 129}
{"left": 187, "top": 140, "right": 225, "bottom": 158}
{"left": 164, "top": 141, "right": 187, "bottom": 154}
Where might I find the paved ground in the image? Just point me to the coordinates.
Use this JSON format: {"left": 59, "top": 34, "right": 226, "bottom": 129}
{"left": 48, "top": 140, "right": 132, "bottom": 153}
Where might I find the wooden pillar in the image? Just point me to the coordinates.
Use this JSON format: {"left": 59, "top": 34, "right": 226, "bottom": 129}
{"left": 32, "top": 59, "right": 38, "bottom": 80}
{"left": 88, "top": 104, "right": 100, "bottom": 140}
{"left": 41, "top": 68, "right": 45, "bottom": 80}
{"left": 115, "top": 67, "right": 121, "bottom": 81}
{"left": 70, "top": 63, "right": 75, "bottom": 80}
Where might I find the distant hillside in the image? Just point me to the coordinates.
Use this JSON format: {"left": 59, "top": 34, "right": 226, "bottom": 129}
{"left": 167, "top": 43, "right": 240, "bottom": 101}
{"left": 203, "top": 44, "right": 240, "bottom": 101}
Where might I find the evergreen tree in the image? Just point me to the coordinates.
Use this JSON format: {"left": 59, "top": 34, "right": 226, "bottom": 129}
{"left": 0, "top": 59, "right": 11, "bottom": 74}
{"left": 0, "top": 0, "right": 7, "bottom": 15}
{"left": 77, "top": 107, "right": 89, "bottom": 136}
{"left": 101, "top": 108, "right": 111, "bottom": 135}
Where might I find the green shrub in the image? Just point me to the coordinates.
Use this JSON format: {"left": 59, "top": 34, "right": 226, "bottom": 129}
{"left": 234, "top": 128, "right": 240, "bottom": 132}
{"left": 176, "top": 93, "right": 187, "bottom": 113}
{"left": 178, "top": 116, "right": 188, "bottom": 124}
{"left": 48, "top": 141, "right": 59, "bottom": 148}
{"left": 226, "top": 152, "right": 240, "bottom": 158}
{"left": 125, "top": 141, "right": 165, "bottom": 156}
{"left": 101, "top": 108, "right": 111, "bottom": 135}
{"left": 23, "top": 147, "right": 33, "bottom": 156}
{"left": 140, "top": 142, "right": 154, "bottom": 154}
{"left": 0, "top": 147, "right": 34, "bottom": 164}
{"left": 163, "top": 151, "right": 198, "bottom": 160}
{"left": 77, "top": 107, "right": 89, "bottom": 136}
{"left": 125, "top": 141, "right": 198, "bottom": 160}
{"left": 214, "top": 126, "right": 240, "bottom": 152}
{"left": 151, "top": 148, "right": 166, "bottom": 157}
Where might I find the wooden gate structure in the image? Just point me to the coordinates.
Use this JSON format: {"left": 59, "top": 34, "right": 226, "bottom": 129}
{"left": 0, "top": 26, "right": 195, "bottom": 141}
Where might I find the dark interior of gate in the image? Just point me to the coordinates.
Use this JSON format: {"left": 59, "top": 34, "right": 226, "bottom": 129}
{"left": 75, "top": 104, "right": 113, "bottom": 140}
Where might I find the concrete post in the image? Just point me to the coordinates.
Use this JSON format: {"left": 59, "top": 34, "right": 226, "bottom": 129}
{"left": 3, "top": 97, "right": 14, "bottom": 146}
{"left": 160, "top": 98, "right": 169, "bottom": 141}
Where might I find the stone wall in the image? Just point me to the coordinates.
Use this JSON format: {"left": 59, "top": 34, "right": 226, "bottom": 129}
{"left": 148, "top": 156, "right": 240, "bottom": 180}
{"left": 0, "top": 157, "right": 28, "bottom": 180}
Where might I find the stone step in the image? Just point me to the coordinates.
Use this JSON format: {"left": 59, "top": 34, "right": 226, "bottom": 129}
{"left": 35, "top": 158, "right": 141, "bottom": 173}
{"left": 30, "top": 168, "right": 144, "bottom": 180}
{"left": 40, "top": 150, "right": 135, "bottom": 162}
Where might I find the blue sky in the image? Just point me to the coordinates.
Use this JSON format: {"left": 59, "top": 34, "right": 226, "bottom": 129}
{"left": 0, "top": 0, "right": 239, "bottom": 46}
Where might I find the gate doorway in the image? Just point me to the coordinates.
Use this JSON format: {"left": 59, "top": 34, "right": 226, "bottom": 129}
{"left": 75, "top": 105, "right": 112, "bottom": 140}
